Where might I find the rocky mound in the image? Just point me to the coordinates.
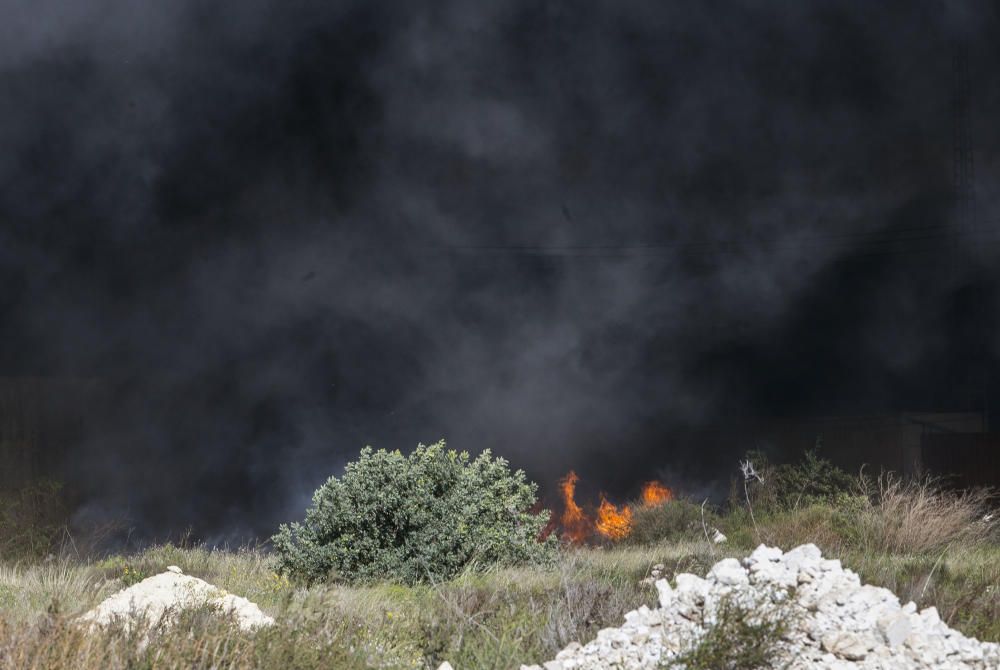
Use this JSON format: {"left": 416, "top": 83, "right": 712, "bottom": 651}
{"left": 522, "top": 544, "right": 1000, "bottom": 670}
{"left": 79, "top": 565, "right": 274, "bottom": 632}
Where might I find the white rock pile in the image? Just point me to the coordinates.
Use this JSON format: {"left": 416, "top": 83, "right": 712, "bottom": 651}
{"left": 522, "top": 544, "right": 1000, "bottom": 670}
{"left": 79, "top": 565, "right": 274, "bottom": 632}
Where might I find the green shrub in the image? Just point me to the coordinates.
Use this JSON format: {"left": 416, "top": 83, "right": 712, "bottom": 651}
{"left": 627, "top": 499, "right": 715, "bottom": 545}
{"left": 673, "top": 594, "right": 793, "bottom": 670}
{"left": 731, "top": 447, "right": 855, "bottom": 515}
{"left": 272, "top": 441, "right": 556, "bottom": 584}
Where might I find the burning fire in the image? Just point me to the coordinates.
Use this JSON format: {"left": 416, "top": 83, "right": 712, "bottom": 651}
{"left": 559, "top": 470, "right": 591, "bottom": 543}
{"left": 556, "top": 471, "right": 674, "bottom": 543}
{"left": 595, "top": 495, "right": 633, "bottom": 540}
{"left": 641, "top": 480, "right": 674, "bottom": 507}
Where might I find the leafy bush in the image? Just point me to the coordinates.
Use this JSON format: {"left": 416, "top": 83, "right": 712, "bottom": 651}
{"left": 272, "top": 441, "right": 556, "bottom": 584}
{"left": 626, "top": 499, "right": 715, "bottom": 545}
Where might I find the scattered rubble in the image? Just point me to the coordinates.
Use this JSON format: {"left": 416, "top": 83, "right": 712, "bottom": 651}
{"left": 521, "top": 544, "right": 1000, "bottom": 670}
{"left": 79, "top": 565, "right": 274, "bottom": 632}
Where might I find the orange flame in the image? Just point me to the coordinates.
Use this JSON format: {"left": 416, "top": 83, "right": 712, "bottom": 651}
{"left": 641, "top": 481, "right": 674, "bottom": 507}
{"left": 556, "top": 472, "right": 674, "bottom": 543}
{"left": 595, "top": 495, "right": 633, "bottom": 540}
{"left": 559, "top": 470, "right": 590, "bottom": 543}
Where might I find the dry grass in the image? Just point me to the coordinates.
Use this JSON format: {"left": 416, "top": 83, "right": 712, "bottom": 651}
{"left": 721, "top": 473, "right": 997, "bottom": 557}
{"left": 0, "top": 543, "right": 713, "bottom": 669}
{"left": 0, "top": 533, "right": 997, "bottom": 668}
{"left": 846, "top": 544, "right": 1000, "bottom": 642}
{"left": 0, "top": 561, "right": 115, "bottom": 625}
{"left": 851, "top": 473, "right": 994, "bottom": 554}
{"left": 737, "top": 504, "right": 848, "bottom": 554}
{"left": 0, "top": 608, "right": 393, "bottom": 670}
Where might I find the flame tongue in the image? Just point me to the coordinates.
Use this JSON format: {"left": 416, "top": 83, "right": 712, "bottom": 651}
{"left": 559, "top": 470, "right": 591, "bottom": 543}
{"left": 595, "top": 495, "right": 632, "bottom": 540}
{"left": 557, "top": 471, "right": 672, "bottom": 543}
{"left": 641, "top": 481, "right": 673, "bottom": 507}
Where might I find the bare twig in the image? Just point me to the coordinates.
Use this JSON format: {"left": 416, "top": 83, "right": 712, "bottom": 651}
{"left": 697, "top": 498, "right": 715, "bottom": 552}
{"left": 740, "top": 460, "right": 763, "bottom": 543}
{"left": 919, "top": 543, "right": 951, "bottom": 603}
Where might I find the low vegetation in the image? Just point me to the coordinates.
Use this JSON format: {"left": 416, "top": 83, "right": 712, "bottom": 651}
{"left": 673, "top": 595, "right": 793, "bottom": 670}
{"left": 626, "top": 499, "right": 715, "bottom": 546}
{"left": 272, "top": 442, "right": 556, "bottom": 584}
{"left": 0, "top": 447, "right": 997, "bottom": 668}
{"left": 0, "top": 542, "right": 674, "bottom": 669}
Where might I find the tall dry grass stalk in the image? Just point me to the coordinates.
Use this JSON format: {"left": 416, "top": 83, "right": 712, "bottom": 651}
{"left": 0, "top": 561, "right": 115, "bottom": 625}
{"left": 854, "top": 473, "right": 994, "bottom": 554}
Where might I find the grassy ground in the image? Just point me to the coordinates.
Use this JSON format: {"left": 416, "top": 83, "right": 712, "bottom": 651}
{"left": 0, "top": 534, "right": 997, "bottom": 669}
{"left": 0, "top": 542, "right": 685, "bottom": 669}
{"left": 1, "top": 466, "right": 997, "bottom": 669}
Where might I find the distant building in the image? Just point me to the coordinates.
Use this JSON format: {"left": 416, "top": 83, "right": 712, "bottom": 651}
{"left": 753, "top": 411, "right": 997, "bottom": 488}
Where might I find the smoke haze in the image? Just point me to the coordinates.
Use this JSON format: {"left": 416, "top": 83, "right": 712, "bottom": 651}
{"left": 3, "top": 0, "right": 1000, "bottom": 538}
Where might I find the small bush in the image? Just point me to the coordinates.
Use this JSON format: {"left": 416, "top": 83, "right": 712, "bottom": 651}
{"left": 731, "top": 447, "right": 855, "bottom": 515}
{"left": 627, "top": 499, "right": 716, "bottom": 545}
{"left": 93, "top": 557, "right": 148, "bottom": 588}
{"left": 272, "top": 441, "right": 556, "bottom": 584}
{"left": 673, "top": 595, "right": 792, "bottom": 670}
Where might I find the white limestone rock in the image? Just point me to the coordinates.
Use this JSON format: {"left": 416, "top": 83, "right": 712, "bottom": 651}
{"left": 654, "top": 578, "right": 673, "bottom": 608}
{"left": 746, "top": 544, "right": 783, "bottom": 564}
{"left": 821, "top": 631, "right": 872, "bottom": 661}
{"left": 79, "top": 569, "right": 274, "bottom": 632}
{"left": 674, "top": 573, "right": 709, "bottom": 601}
{"left": 707, "top": 558, "right": 748, "bottom": 586}
{"left": 522, "top": 543, "right": 1000, "bottom": 670}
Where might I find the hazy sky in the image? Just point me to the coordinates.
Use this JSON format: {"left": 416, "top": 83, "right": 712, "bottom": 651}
{"left": 3, "top": 0, "right": 1000, "bottom": 538}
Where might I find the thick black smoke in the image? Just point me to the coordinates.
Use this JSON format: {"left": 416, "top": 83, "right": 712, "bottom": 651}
{"left": 3, "top": 0, "right": 1000, "bottom": 539}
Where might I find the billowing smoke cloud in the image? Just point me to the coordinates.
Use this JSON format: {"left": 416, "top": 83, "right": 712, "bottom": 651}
{"left": 3, "top": 0, "right": 1000, "bottom": 539}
